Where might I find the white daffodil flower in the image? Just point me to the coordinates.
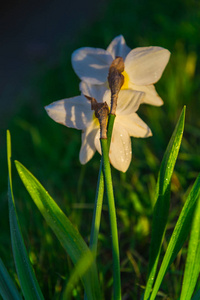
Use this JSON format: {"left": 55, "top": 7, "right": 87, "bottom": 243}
{"left": 45, "top": 90, "right": 152, "bottom": 172}
{"left": 72, "top": 35, "right": 170, "bottom": 106}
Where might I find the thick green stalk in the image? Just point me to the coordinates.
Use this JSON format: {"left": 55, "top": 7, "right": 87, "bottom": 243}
{"left": 84, "top": 115, "right": 116, "bottom": 300}
{"left": 101, "top": 137, "right": 121, "bottom": 300}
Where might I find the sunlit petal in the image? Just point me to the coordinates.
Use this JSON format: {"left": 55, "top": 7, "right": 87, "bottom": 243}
{"left": 128, "top": 83, "right": 163, "bottom": 106}
{"left": 45, "top": 96, "right": 93, "bottom": 130}
{"left": 80, "top": 81, "right": 107, "bottom": 103}
{"left": 125, "top": 47, "right": 170, "bottom": 85}
{"left": 72, "top": 47, "right": 113, "bottom": 84}
{"left": 117, "top": 114, "right": 152, "bottom": 137}
{"left": 94, "top": 121, "right": 132, "bottom": 172}
{"left": 94, "top": 129, "right": 101, "bottom": 155}
{"left": 79, "top": 121, "right": 99, "bottom": 164}
{"left": 109, "top": 90, "right": 144, "bottom": 115}
{"left": 106, "top": 35, "right": 131, "bottom": 60}
{"left": 109, "top": 122, "right": 132, "bottom": 172}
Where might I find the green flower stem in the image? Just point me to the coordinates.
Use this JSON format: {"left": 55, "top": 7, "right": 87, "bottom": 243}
{"left": 107, "top": 114, "right": 116, "bottom": 148}
{"left": 84, "top": 115, "right": 116, "bottom": 300}
{"left": 88, "top": 114, "right": 116, "bottom": 254}
{"left": 89, "top": 160, "right": 104, "bottom": 253}
{"left": 101, "top": 137, "right": 121, "bottom": 300}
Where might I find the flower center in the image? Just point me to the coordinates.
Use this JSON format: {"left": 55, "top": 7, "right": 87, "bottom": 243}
{"left": 121, "top": 70, "right": 129, "bottom": 90}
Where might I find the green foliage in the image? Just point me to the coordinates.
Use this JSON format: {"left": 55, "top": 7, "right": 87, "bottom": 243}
{"left": 60, "top": 250, "right": 97, "bottom": 300}
{"left": 7, "top": 131, "right": 44, "bottom": 300}
{"left": 150, "top": 173, "right": 200, "bottom": 299}
{"left": 15, "top": 160, "right": 101, "bottom": 300}
{"left": 144, "top": 107, "right": 186, "bottom": 300}
{"left": 180, "top": 196, "right": 200, "bottom": 299}
{"left": 0, "top": 258, "right": 22, "bottom": 300}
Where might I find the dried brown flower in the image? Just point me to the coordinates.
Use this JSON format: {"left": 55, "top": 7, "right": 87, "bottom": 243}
{"left": 108, "top": 57, "right": 125, "bottom": 115}
{"left": 85, "top": 95, "right": 109, "bottom": 139}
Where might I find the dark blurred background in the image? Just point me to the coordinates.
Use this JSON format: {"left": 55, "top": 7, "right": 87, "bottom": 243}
{"left": 0, "top": 0, "right": 105, "bottom": 129}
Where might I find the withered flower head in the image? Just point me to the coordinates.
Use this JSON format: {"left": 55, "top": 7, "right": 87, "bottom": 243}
{"left": 108, "top": 57, "right": 125, "bottom": 115}
{"left": 85, "top": 95, "right": 109, "bottom": 139}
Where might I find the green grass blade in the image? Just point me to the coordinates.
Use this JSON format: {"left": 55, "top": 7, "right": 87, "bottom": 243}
{"left": 192, "top": 288, "right": 200, "bottom": 300}
{"left": 15, "top": 160, "right": 101, "bottom": 300}
{"left": 180, "top": 195, "right": 200, "bottom": 300}
{"left": 0, "top": 258, "right": 22, "bottom": 300}
{"left": 60, "top": 250, "right": 95, "bottom": 300}
{"left": 150, "top": 173, "right": 200, "bottom": 300}
{"left": 144, "top": 107, "right": 186, "bottom": 300}
{"left": 7, "top": 130, "right": 44, "bottom": 300}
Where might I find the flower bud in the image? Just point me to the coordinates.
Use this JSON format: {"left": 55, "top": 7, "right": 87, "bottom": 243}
{"left": 85, "top": 95, "right": 109, "bottom": 139}
{"left": 108, "top": 57, "right": 125, "bottom": 115}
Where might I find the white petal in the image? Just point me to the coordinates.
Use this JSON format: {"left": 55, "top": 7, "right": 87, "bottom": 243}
{"left": 72, "top": 47, "right": 113, "bottom": 84}
{"left": 128, "top": 83, "right": 163, "bottom": 106}
{"left": 80, "top": 81, "right": 108, "bottom": 102}
{"left": 45, "top": 95, "right": 93, "bottom": 130}
{"left": 117, "top": 114, "right": 152, "bottom": 138}
{"left": 125, "top": 47, "right": 170, "bottom": 85}
{"left": 94, "top": 122, "right": 132, "bottom": 172}
{"left": 106, "top": 35, "right": 131, "bottom": 60}
{"left": 79, "top": 121, "right": 99, "bottom": 164}
{"left": 94, "top": 129, "right": 101, "bottom": 155}
{"left": 109, "top": 122, "right": 132, "bottom": 172}
{"left": 113, "top": 90, "right": 144, "bottom": 115}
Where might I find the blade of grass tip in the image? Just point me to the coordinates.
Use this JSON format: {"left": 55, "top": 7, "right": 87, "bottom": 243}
{"left": 150, "top": 173, "right": 200, "bottom": 300}
{"left": 7, "top": 130, "right": 44, "bottom": 300}
{"left": 180, "top": 195, "right": 200, "bottom": 300}
{"left": 144, "top": 106, "right": 186, "bottom": 300}
{"left": 15, "top": 160, "right": 101, "bottom": 300}
{"left": 0, "top": 258, "right": 22, "bottom": 300}
{"left": 60, "top": 250, "right": 95, "bottom": 300}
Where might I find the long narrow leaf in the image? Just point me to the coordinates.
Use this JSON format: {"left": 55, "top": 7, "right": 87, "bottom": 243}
{"left": 15, "top": 160, "right": 101, "bottom": 300}
{"left": 180, "top": 195, "right": 200, "bottom": 300}
{"left": 7, "top": 130, "right": 44, "bottom": 300}
{"left": 150, "top": 173, "right": 200, "bottom": 300}
{"left": 0, "top": 258, "right": 22, "bottom": 300}
{"left": 144, "top": 107, "right": 186, "bottom": 300}
{"left": 192, "top": 288, "right": 200, "bottom": 300}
